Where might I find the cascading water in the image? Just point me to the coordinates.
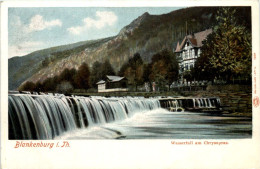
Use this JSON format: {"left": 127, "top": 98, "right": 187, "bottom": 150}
{"left": 163, "top": 97, "right": 221, "bottom": 111}
{"left": 8, "top": 94, "right": 160, "bottom": 140}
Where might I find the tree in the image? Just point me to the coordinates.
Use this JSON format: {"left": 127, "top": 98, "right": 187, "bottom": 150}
{"left": 90, "top": 61, "right": 103, "bottom": 88}
{"left": 142, "top": 63, "right": 152, "bottom": 91}
{"left": 35, "top": 81, "right": 43, "bottom": 92}
{"left": 100, "top": 60, "right": 115, "bottom": 80}
{"left": 198, "top": 7, "right": 251, "bottom": 83}
{"left": 42, "top": 77, "right": 57, "bottom": 92}
{"left": 166, "top": 51, "right": 179, "bottom": 89}
{"left": 56, "top": 81, "right": 74, "bottom": 94}
{"left": 149, "top": 49, "right": 179, "bottom": 91}
{"left": 183, "top": 70, "right": 194, "bottom": 83}
{"left": 118, "top": 62, "right": 129, "bottom": 77}
{"left": 74, "top": 62, "right": 91, "bottom": 89}
{"left": 128, "top": 53, "right": 144, "bottom": 91}
{"left": 118, "top": 53, "right": 144, "bottom": 91}
{"left": 194, "top": 33, "right": 217, "bottom": 82}
{"left": 18, "top": 81, "right": 36, "bottom": 91}
{"left": 58, "top": 68, "right": 77, "bottom": 86}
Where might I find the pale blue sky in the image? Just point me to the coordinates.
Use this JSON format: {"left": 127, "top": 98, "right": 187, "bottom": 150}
{"left": 8, "top": 7, "right": 183, "bottom": 58}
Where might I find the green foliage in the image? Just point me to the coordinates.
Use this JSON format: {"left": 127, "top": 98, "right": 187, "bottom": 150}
{"left": 142, "top": 63, "right": 152, "bottom": 83}
{"left": 100, "top": 60, "right": 116, "bottom": 80}
{"left": 194, "top": 33, "right": 217, "bottom": 82}
{"left": 18, "top": 81, "right": 36, "bottom": 91}
{"left": 56, "top": 81, "right": 74, "bottom": 94}
{"left": 197, "top": 7, "right": 251, "bottom": 83}
{"left": 118, "top": 53, "right": 144, "bottom": 91}
{"left": 19, "top": 62, "right": 92, "bottom": 93}
{"left": 149, "top": 49, "right": 179, "bottom": 91}
{"left": 58, "top": 68, "right": 77, "bottom": 87}
{"left": 74, "top": 63, "right": 91, "bottom": 89}
{"left": 183, "top": 70, "right": 193, "bottom": 82}
{"left": 34, "top": 81, "right": 43, "bottom": 92}
{"left": 118, "top": 62, "right": 129, "bottom": 77}
{"left": 42, "top": 57, "right": 51, "bottom": 67}
{"left": 42, "top": 77, "right": 57, "bottom": 92}
{"left": 90, "top": 61, "right": 103, "bottom": 88}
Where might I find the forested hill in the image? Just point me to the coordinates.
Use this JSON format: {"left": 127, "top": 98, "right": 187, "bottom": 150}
{"left": 8, "top": 7, "right": 251, "bottom": 90}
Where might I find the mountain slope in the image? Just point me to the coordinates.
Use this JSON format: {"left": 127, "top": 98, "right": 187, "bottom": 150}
{"left": 8, "top": 7, "right": 251, "bottom": 90}
{"left": 8, "top": 38, "right": 113, "bottom": 90}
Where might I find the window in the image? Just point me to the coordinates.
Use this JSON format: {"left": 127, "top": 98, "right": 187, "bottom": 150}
{"left": 195, "top": 49, "right": 198, "bottom": 57}
{"left": 185, "top": 63, "right": 188, "bottom": 70}
{"left": 190, "top": 64, "right": 194, "bottom": 70}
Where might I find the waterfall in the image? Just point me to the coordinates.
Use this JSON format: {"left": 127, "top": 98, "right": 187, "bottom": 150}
{"left": 8, "top": 94, "right": 160, "bottom": 140}
{"left": 159, "top": 97, "right": 221, "bottom": 111}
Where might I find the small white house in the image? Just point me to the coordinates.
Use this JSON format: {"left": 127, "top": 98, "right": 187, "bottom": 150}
{"left": 96, "top": 75, "right": 128, "bottom": 93}
{"left": 96, "top": 80, "right": 106, "bottom": 92}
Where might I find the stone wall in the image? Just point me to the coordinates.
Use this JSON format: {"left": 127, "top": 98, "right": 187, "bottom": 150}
{"left": 181, "top": 85, "right": 252, "bottom": 115}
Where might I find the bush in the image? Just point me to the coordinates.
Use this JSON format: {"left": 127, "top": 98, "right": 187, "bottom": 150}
{"left": 56, "top": 81, "right": 74, "bottom": 94}
{"left": 18, "top": 81, "right": 36, "bottom": 91}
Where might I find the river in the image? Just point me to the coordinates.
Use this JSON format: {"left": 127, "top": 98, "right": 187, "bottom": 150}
{"left": 8, "top": 94, "right": 252, "bottom": 140}
{"left": 56, "top": 108, "right": 252, "bottom": 140}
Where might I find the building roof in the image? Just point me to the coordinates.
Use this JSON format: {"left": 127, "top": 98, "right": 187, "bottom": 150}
{"left": 97, "top": 75, "right": 126, "bottom": 85}
{"left": 96, "top": 80, "right": 105, "bottom": 84}
{"left": 175, "top": 41, "right": 181, "bottom": 52}
{"left": 175, "top": 28, "right": 212, "bottom": 52}
{"left": 194, "top": 29, "right": 212, "bottom": 47}
{"left": 106, "top": 75, "right": 125, "bottom": 82}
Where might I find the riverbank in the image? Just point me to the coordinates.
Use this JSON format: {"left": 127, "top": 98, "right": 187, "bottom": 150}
{"left": 71, "top": 91, "right": 181, "bottom": 98}
{"left": 181, "top": 85, "right": 252, "bottom": 117}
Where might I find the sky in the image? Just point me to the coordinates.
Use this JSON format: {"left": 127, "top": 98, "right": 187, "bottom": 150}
{"left": 8, "top": 7, "right": 183, "bottom": 58}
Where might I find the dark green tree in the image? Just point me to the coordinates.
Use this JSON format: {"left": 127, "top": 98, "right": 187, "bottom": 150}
{"left": 198, "top": 7, "right": 251, "bottom": 83}
{"left": 118, "top": 53, "right": 145, "bottom": 91}
{"left": 127, "top": 53, "right": 144, "bottom": 91}
{"left": 18, "top": 81, "right": 36, "bottom": 91}
{"left": 90, "top": 61, "right": 103, "bottom": 88}
{"left": 34, "top": 81, "right": 43, "bottom": 92}
{"left": 74, "top": 62, "right": 91, "bottom": 89}
{"left": 58, "top": 68, "right": 77, "bottom": 86}
{"left": 194, "top": 33, "right": 217, "bottom": 82}
{"left": 118, "top": 62, "right": 129, "bottom": 77}
{"left": 42, "top": 77, "right": 57, "bottom": 92}
{"left": 149, "top": 49, "right": 179, "bottom": 91}
{"left": 142, "top": 63, "right": 152, "bottom": 91}
{"left": 56, "top": 81, "right": 74, "bottom": 94}
{"left": 100, "top": 60, "right": 116, "bottom": 80}
{"left": 183, "top": 70, "right": 193, "bottom": 83}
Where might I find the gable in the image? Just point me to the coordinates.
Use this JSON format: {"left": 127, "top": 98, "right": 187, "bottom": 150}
{"left": 175, "top": 28, "right": 212, "bottom": 52}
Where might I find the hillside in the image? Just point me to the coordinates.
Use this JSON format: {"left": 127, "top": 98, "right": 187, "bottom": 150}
{"left": 8, "top": 7, "right": 251, "bottom": 90}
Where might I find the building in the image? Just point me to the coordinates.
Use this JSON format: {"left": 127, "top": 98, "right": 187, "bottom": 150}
{"left": 96, "top": 75, "right": 128, "bottom": 93}
{"left": 174, "top": 29, "right": 212, "bottom": 83}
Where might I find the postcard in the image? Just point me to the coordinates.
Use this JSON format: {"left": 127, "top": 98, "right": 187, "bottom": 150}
{"left": 1, "top": 0, "right": 260, "bottom": 168}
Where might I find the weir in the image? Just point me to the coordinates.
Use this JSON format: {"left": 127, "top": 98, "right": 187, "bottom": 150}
{"left": 159, "top": 97, "right": 222, "bottom": 113}
{"left": 8, "top": 94, "right": 222, "bottom": 140}
{"left": 8, "top": 94, "right": 160, "bottom": 140}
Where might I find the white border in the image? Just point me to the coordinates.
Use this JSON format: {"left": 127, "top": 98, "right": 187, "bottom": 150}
{"left": 1, "top": 1, "right": 260, "bottom": 169}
